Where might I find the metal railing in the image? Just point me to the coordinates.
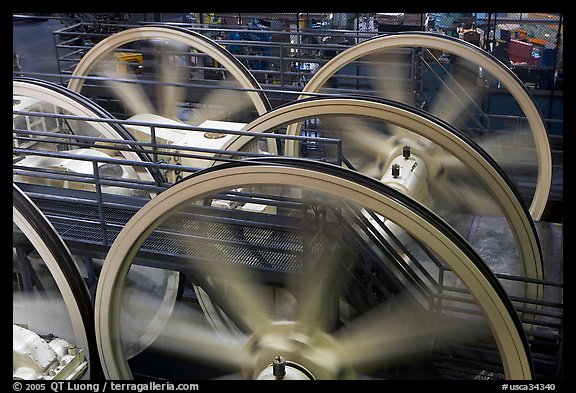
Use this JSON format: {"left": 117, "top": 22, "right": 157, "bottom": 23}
{"left": 12, "top": 13, "right": 564, "bottom": 145}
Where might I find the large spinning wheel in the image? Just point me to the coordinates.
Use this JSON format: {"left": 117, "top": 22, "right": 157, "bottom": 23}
{"left": 65, "top": 25, "right": 276, "bottom": 181}
{"left": 67, "top": 25, "right": 271, "bottom": 122}
{"left": 286, "top": 32, "right": 552, "bottom": 220}
{"left": 94, "top": 159, "right": 533, "bottom": 380}
{"left": 13, "top": 183, "right": 100, "bottom": 380}
{"left": 11, "top": 19, "right": 560, "bottom": 382}
{"left": 227, "top": 96, "right": 543, "bottom": 306}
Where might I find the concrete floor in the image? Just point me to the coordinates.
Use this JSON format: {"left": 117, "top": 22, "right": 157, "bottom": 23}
{"left": 13, "top": 17, "right": 65, "bottom": 83}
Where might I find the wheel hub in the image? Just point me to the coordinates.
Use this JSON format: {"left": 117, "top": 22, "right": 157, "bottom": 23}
{"left": 242, "top": 321, "right": 356, "bottom": 380}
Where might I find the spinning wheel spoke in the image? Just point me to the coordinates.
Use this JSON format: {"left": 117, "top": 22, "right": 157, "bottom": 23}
{"left": 96, "top": 58, "right": 156, "bottom": 116}
{"left": 323, "top": 115, "right": 400, "bottom": 173}
{"left": 427, "top": 73, "right": 482, "bottom": 130}
{"left": 291, "top": 32, "right": 551, "bottom": 220}
{"left": 189, "top": 80, "right": 256, "bottom": 127}
{"left": 67, "top": 25, "right": 271, "bottom": 127}
{"left": 65, "top": 25, "right": 275, "bottom": 181}
{"left": 290, "top": 244, "right": 352, "bottom": 335}
{"left": 332, "top": 293, "right": 483, "bottom": 372}
{"left": 124, "top": 287, "right": 248, "bottom": 371}
{"left": 95, "top": 160, "right": 532, "bottom": 380}
{"left": 156, "top": 42, "right": 189, "bottom": 120}
{"left": 192, "top": 259, "right": 273, "bottom": 334}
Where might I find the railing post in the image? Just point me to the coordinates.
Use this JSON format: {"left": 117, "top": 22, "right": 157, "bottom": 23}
{"left": 92, "top": 160, "right": 109, "bottom": 246}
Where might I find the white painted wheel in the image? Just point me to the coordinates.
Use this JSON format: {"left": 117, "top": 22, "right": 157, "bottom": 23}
{"left": 13, "top": 77, "right": 161, "bottom": 194}
{"left": 95, "top": 159, "right": 533, "bottom": 380}
{"left": 287, "top": 32, "right": 551, "bottom": 220}
{"left": 66, "top": 25, "right": 277, "bottom": 176}
{"left": 13, "top": 183, "right": 99, "bottom": 380}
{"left": 67, "top": 25, "right": 271, "bottom": 123}
{"left": 233, "top": 96, "right": 543, "bottom": 305}
{"left": 13, "top": 77, "right": 180, "bottom": 359}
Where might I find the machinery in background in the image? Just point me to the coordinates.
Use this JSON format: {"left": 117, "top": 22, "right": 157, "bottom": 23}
{"left": 13, "top": 325, "right": 88, "bottom": 380}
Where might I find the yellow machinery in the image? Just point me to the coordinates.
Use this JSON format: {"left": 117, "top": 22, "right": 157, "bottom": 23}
{"left": 112, "top": 52, "right": 143, "bottom": 74}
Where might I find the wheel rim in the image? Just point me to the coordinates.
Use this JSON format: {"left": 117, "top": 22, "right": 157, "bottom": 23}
{"left": 65, "top": 25, "right": 277, "bottom": 172}
{"left": 14, "top": 78, "right": 180, "bottom": 358}
{"left": 13, "top": 183, "right": 100, "bottom": 379}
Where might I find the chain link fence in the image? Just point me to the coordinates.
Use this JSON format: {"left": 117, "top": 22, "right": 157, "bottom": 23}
{"left": 200, "top": 12, "right": 563, "bottom": 136}
{"left": 427, "top": 13, "right": 562, "bottom": 87}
